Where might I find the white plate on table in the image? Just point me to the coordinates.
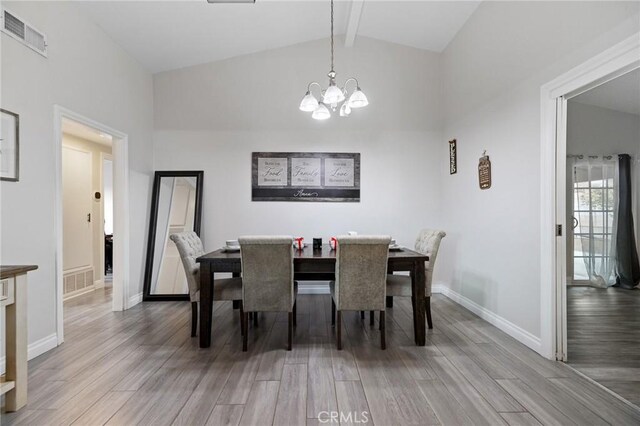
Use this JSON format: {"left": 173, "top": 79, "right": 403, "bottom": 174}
{"left": 389, "top": 244, "right": 403, "bottom": 251}
{"left": 222, "top": 246, "right": 240, "bottom": 252}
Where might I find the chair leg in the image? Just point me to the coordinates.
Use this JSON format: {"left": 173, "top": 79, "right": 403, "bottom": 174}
{"left": 242, "top": 312, "right": 248, "bottom": 352}
{"left": 253, "top": 311, "right": 258, "bottom": 327}
{"left": 360, "top": 311, "right": 365, "bottom": 320}
{"left": 240, "top": 302, "right": 245, "bottom": 336}
{"left": 293, "top": 300, "right": 297, "bottom": 327}
{"left": 336, "top": 311, "right": 342, "bottom": 350}
{"left": 386, "top": 296, "right": 393, "bottom": 308}
{"left": 380, "top": 311, "right": 386, "bottom": 350}
{"left": 191, "top": 302, "right": 198, "bottom": 337}
{"left": 288, "top": 312, "right": 293, "bottom": 351}
{"left": 370, "top": 311, "right": 375, "bottom": 326}
{"left": 426, "top": 296, "right": 433, "bottom": 329}
{"left": 331, "top": 298, "right": 336, "bottom": 326}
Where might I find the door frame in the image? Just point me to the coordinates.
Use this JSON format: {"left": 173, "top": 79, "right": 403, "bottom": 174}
{"left": 539, "top": 33, "right": 640, "bottom": 360}
{"left": 53, "top": 105, "right": 130, "bottom": 345}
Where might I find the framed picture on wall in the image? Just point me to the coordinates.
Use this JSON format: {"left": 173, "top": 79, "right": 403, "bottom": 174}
{"left": 251, "top": 152, "right": 360, "bottom": 202}
{"left": 1, "top": 109, "right": 19, "bottom": 182}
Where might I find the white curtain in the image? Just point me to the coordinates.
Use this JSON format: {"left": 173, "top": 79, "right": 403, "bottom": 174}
{"left": 569, "top": 156, "right": 619, "bottom": 287}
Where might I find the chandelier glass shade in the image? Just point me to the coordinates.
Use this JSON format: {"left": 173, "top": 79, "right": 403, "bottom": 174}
{"left": 299, "top": 0, "right": 368, "bottom": 120}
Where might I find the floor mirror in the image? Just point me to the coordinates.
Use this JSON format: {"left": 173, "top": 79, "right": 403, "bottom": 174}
{"left": 143, "top": 171, "right": 203, "bottom": 301}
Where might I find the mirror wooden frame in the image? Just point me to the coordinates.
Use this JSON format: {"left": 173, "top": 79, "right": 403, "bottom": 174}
{"left": 143, "top": 170, "right": 204, "bottom": 301}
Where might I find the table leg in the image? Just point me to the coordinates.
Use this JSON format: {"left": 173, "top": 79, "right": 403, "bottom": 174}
{"left": 5, "top": 274, "right": 28, "bottom": 411}
{"left": 409, "top": 269, "right": 418, "bottom": 344}
{"left": 232, "top": 272, "right": 241, "bottom": 309}
{"left": 199, "top": 262, "right": 213, "bottom": 348}
{"left": 412, "top": 261, "right": 426, "bottom": 346}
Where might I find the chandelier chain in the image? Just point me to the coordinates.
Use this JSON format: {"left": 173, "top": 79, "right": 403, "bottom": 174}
{"left": 330, "top": 0, "right": 334, "bottom": 73}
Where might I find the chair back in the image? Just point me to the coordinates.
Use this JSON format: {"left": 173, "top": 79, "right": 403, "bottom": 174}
{"left": 239, "top": 236, "right": 294, "bottom": 312}
{"left": 414, "top": 229, "right": 446, "bottom": 296}
{"left": 335, "top": 235, "right": 391, "bottom": 311}
{"left": 169, "top": 232, "right": 204, "bottom": 302}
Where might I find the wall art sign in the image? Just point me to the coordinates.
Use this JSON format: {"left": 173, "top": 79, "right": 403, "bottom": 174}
{"left": 291, "top": 157, "right": 321, "bottom": 186}
{"left": 0, "top": 108, "right": 19, "bottom": 182}
{"left": 257, "top": 157, "right": 287, "bottom": 186}
{"left": 324, "top": 158, "right": 355, "bottom": 187}
{"left": 252, "top": 152, "right": 360, "bottom": 202}
{"left": 478, "top": 151, "right": 492, "bottom": 190}
{"left": 449, "top": 139, "right": 457, "bottom": 175}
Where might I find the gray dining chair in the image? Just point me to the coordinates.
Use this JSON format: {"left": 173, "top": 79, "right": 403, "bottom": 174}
{"left": 170, "top": 232, "right": 243, "bottom": 337}
{"left": 330, "top": 235, "right": 391, "bottom": 350}
{"left": 239, "top": 236, "right": 296, "bottom": 351}
{"left": 386, "top": 229, "right": 446, "bottom": 329}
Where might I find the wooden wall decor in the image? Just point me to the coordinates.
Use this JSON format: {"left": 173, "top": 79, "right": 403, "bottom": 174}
{"left": 252, "top": 152, "right": 360, "bottom": 202}
{"left": 478, "top": 151, "right": 492, "bottom": 190}
{"left": 449, "top": 139, "right": 457, "bottom": 174}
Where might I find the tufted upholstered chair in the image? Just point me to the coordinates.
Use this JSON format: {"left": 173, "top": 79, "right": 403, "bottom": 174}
{"left": 170, "top": 232, "right": 243, "bottom": 337}
{"left": 330, "top": 235, "right": 391, "bottom": 350}
{"left": 239, "top": 236, "right": 296, "bottom": 351}
{"left": 386, "top": 229, "right": 446, "bottom": 329}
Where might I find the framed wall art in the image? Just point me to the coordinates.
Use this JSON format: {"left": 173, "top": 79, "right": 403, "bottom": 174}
{"left": 1, "top": 108, "right": 19, "bottom": 182}
{"left": 449, "top": 139, "right": 457, "bottom": 175}
{"left": 252, "top": 152, "right": 360, "bottom": 202}
{"left": 479, "top": 151, "right": 492, "bottom": 190}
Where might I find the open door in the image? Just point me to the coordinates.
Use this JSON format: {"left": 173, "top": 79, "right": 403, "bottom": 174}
{"left": 555, "top": 96, "right": 568, "bottom": 362}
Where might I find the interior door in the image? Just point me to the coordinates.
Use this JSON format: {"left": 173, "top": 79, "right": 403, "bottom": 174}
{"left": 62, "top": 146, "right": 93, "bottom": 272}
{"left": 555, "top": 96, "right": 568, "bottom": 362}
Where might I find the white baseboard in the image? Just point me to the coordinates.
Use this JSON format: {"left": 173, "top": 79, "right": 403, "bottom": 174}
{"left": 0, "top": 333, "right": 58, "bottom": 373}
{"left": 63, "top": 285, "right": 95, "bottom": 301}
{"left": 297, "top": 282, "right": 330, "bottom": 294}
{"left": 432, "top": 283, "right": 542, "bottom": 354}
{"left": 128, "top": 292, "right": 143, "bottom": 308}
{"left": 94, "top": 279, "right": 105, "bottom": 289}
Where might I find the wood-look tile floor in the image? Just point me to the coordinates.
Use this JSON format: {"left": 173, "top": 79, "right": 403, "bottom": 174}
{"left": 567, "top": 285, "right": 640, "bottom": 406}
{"left": 3, "top": 288, "right": 640, "bottom": 425}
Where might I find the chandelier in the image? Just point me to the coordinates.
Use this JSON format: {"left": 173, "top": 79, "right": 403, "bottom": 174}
{"left": 299, "top": 0, "right": 369, "bottom": 120}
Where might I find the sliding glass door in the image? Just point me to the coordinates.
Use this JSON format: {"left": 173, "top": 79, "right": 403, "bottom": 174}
{"left": 570, "top": 158, "right": 617, "bottom": 286}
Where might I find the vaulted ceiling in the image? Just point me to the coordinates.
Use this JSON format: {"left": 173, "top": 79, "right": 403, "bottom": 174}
{"left": 76, "top": 1, "right": 480, "bottom": 73}
{"left": 572, "top": 69, "right": 640, "bottom": 116}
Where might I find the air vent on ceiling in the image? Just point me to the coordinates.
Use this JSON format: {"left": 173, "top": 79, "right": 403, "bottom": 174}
{"left": 1, "top": 8, "right": 47, "bottom": 57}
{"left": 206, "top": 0, "right": 256, "bottom": 3}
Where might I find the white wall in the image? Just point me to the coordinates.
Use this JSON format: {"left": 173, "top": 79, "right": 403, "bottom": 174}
{"left": 153, "top": 37, "right": 443, "bottom": 252}
{"left": 567, "top": 102, "right": 640, "bottom": 156}
{"left": 438, "top": 1, "right": 639, "bottom": 346}
{"left": 0, "top": 2, "right": 154, "bottom": 354}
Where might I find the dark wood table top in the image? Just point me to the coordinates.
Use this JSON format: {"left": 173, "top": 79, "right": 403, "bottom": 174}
{"left": 0, "top": 265, "right": 38, "bottom": 280}
{"left": 197, "top": 244, "right": 428, "bottom": 263}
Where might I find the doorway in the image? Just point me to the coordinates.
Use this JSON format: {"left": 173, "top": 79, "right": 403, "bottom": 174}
{"left": 61, "top": 119, "right": 113, "bottom": 299}
{"left": 53, "top": 106, "right": 130, "bottom": 345}
{"left": 540, "top": 33, "right": 639, "bottom": 363}
{"left": 540, "top": 33, "right": 640, "bottom": 405}
{"left": 563, "top": 70, "right": 640, "bottom": 405}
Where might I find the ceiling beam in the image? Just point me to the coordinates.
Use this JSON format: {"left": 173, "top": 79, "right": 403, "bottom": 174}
{"left": 344, "top": 0, "right": 364, "bottom": 47}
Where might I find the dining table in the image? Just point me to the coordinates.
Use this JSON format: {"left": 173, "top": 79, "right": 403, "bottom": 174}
{"left": 196, "top": 244, "right": 429, "bottom": 348}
